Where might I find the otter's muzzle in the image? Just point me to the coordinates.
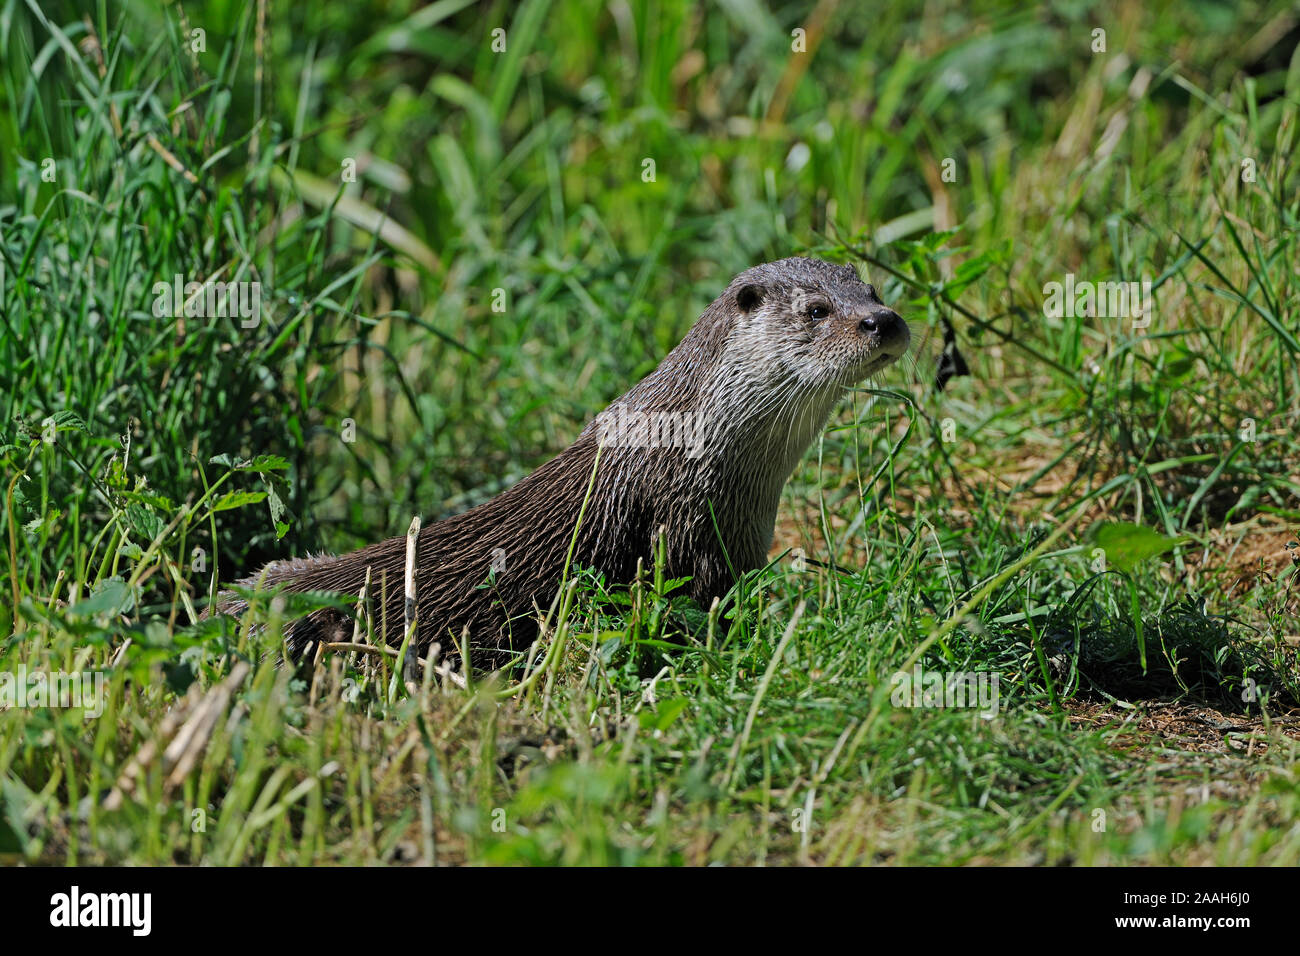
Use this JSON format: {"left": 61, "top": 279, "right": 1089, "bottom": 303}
{"left": 859, "top": 306, "right": 909, "bottom": 354}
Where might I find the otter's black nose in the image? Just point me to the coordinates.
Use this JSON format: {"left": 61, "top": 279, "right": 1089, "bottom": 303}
{"left": 860, "top": 307, "right": 902, "bottom": 336}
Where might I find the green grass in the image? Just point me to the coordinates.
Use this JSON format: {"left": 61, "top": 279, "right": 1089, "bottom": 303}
{"left": 1, "top": 0, "right": 1298, "bottom": 864}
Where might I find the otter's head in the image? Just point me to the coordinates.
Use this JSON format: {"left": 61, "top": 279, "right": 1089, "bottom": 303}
{"left": 723, "top": 257, "right": 910, "bottom": 392}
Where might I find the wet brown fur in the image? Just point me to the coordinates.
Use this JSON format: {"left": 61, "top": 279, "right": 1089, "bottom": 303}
{"left": 215, "top": 258, "right": 909, "bottom": 666}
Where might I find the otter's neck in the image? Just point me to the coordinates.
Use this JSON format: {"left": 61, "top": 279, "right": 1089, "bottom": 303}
{"left": 698, "top": 380, "right": 846, "bottom": 558}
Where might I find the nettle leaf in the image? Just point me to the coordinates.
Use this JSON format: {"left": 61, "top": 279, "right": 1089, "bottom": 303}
{"left": 1093, "top": 522, "right": 1187, "bottom": 574}
{"left": 891, "top": 228, "right": 961, "bottom": 256}
{"left": 246, "top": 454, "right": 290, "bottom": 472}
{"left": 263, "top": 477, "right": 291, "bottom": 538}
{"left": 22, "top": 510, "right": 63, "bottom": 536}
{"left": 35, "top": 410, "right": 89, "bottom": 435}
{"left": 673, "top": 601, "right": 709, "bottom": 630}
{"left": 265, "top": 480, "right": 286, "bottom": 524}
{"left": 211, "top": 490, "right": 267, "bottom": 512}
{"left": 117, "top": 541, "right": 144, "bottom": 560}
{"left": 945, "top": 242, "right": 1009, "bottom": 292}
{"left": 122, "top": 489, "right": 174, "bottom": 510}
{"left": 10, "top": 481, "right": 31, "bottom": 510}
{"left": 209, "top": 453, "right": 291, "bottom": 472}
{"left": 68, "top": 578, "right": 134, "bottom": 618}
{"left": 126, "top": 502, "right": 165, "bottom": 540}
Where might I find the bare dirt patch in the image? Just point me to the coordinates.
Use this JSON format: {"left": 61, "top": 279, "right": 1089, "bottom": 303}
{"left": 1063, "top": 698, "right": 1300, "bottom": 759}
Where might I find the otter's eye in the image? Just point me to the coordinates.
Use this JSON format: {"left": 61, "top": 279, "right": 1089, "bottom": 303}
{"left": 808, "top": 303, "right": 831, "bottom": 320}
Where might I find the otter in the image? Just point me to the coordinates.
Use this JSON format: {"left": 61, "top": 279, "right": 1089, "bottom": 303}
{"left": 216, "top": 257, "right": 909, "bottom": 665}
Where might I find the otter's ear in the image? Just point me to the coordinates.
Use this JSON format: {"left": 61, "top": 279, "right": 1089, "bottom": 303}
{"left": 735, "top": 283, "right": 765, "bottom": 313}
